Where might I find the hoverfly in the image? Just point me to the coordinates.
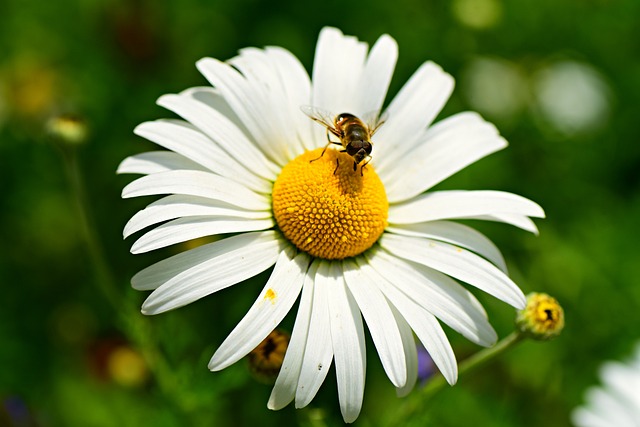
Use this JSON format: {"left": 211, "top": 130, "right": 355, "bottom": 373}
{"left": 301, "top": 106, "right": 386, "bottom": 175}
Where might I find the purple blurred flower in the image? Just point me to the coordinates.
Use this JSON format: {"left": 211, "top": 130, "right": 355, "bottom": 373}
{"left": 417, "top": 345, "right": 437, "bottom": 386}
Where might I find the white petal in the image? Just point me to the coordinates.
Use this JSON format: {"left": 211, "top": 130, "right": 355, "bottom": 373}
{"left": 268, "top": 262, "right": 318, "bottom": 410}
{"left": 228, "top": 49, "right": 295, "bottom": 165}
{"left": 196, "top": 57, "right": 293, "bottom": 167}
{"left": 295, "top": 261, "right": 334, "bottom": 409}
{"left": 134, "top": 120, "right": 271, "bottom": 194}
{"left": 361, "top": 258, "right": 458, "bottom": 385}
{"left": 600, "top": 361, "right": 640, "bottom": 411}
{"left": 137, "top": 231, "right": 284, "bottom": 312}
{"left": 312, "top": 27, "right": 368, "bottom": 115}
{"left": 117, "top": 152, "right": 206, "bottom": 175}
{"left": 382, "top": 113, "right": 508, "bottom": 202}
{"left": 179, "top": 86, "right": 247, "bottom": 134}
{"left": 328, "top": 262, "right": 366, "bottom": 424}
{"left": 157, "top": 92, "right": 279, "bottom": 180}
{"left": 474, "top": 213, "right": 541, "bottom": 234}
{"left": 130, "top": 216, "right": 274, "bottom": 254}
{"left": 121, "top": 170, "right": 270, "bottom": 212}
{"left": 386, "top": 221, "right": 508, "bottom": 272}
{"left": 132, "top": 230, "right": 275, "bottom": 291}
{"left": 229, "top": 46, "right": 315, "bottom": 158}
{"left": 374, "top": 62, "right": 454, "bottom": 172}
{"left": 208, "top": 249, "right": 310, "bottom": 371}
{"left": 367, "top": 249, "right": 497, "bottom": 346}
{"left": 388, "top": 190, "right": 545, "bottom": 225}
{"left": 380, "top": 233, "right": 526, "bottom": 309}
{"left": 343, "top": 258, "right": 407, "bottom": 388}
{"left": 572, "top": 406, "right": 616, "bottom": 427}
{"left": 124, "top": 195, "right": 271, "bottom": 239}
{"left": 353, "top": 34, "right": 398, "bottom": 115}
{"left": 264, "top": 46, "right": 316, "bottom": 152}
{"left": 391, "top": 305, "right": 418, "bottom": 398}
{"left": 575, "top": 387, "right": 638, "bottom": 427}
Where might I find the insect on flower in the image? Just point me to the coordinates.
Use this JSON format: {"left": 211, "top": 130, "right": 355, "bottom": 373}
{"left": 302, "top": 106, "right": 386, "bottom": 175}
{"left": 119, "top": 27, "right": 546, "bottom": 424}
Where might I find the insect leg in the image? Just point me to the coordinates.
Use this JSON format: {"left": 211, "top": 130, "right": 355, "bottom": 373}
{"left": 360, "top": 155, "right": 372, "bottom": 176}
{"left": 310, "top": 141, "right": 331, "bottom": 163}
{"left": 309, "top": 129, "right": 342, "bottom": 163}
{"left": 333, "top": 158, "right": 340, "bottom": 175}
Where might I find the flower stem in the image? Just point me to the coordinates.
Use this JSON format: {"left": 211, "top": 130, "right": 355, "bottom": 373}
{"left": 59, "top": 144, "right": 203, "bottom": 423}
{"left": 393, "top": 332, "right": 525, "bottom": 423}
{"left": 61, "top": 147, "right": 120, "bottom": 307}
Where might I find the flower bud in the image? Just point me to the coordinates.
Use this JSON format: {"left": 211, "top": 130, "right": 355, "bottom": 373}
{"left": 516, "top": 292, "right": 564, "bottom": 341}
{"left": 248, "top": 329, "right": 290, "bottom": 384}
{"left": 46, "top": 114, "right": 88, "bottom": 145}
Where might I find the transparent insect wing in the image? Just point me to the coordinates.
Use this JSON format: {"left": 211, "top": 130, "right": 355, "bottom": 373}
{"left": 300, "top": 105, "right": 338, "bottom": 130}
{"left": 360, "top": 109, "right": 388, "bottom": 136}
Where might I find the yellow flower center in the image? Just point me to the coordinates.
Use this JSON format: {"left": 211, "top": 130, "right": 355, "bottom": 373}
{"left": 272, "top": 148, "right": 388, "bottom": 260}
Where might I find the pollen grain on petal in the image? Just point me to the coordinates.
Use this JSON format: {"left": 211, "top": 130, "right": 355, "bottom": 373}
{"left": 264, "top": 288, "right": 277, "bottom": 303}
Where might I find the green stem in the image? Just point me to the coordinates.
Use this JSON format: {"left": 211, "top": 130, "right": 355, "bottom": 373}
{"left": 62, "top": 147, "right": 120, "bottom": 308}
{"left": 393, "top": 332, "right": 525, "bottom": 423}
{"left": 60, "top": 144, "right": 201, "bottom": 422}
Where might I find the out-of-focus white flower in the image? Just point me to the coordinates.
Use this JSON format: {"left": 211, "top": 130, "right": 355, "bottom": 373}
{"left": 461, "top": 57, "right": 528, "bottom": 121}
{"left": 572, "top": 343, "right": 640, "bottom": 427}
{"left": 533, "top": 60, "right": 611, "bottom": 136}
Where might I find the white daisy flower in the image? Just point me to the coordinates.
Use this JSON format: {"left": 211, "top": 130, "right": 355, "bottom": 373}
{"left": 119, "top": 27, "right": 544, "bottom": 423}
{"left": 572, "top": 343, "right": 640, "bottom": 427}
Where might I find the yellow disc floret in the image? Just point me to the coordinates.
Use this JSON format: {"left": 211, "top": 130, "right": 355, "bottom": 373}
{"left": 273, "top": 148, "right": 388, "bottom": 260}
{"left": 516, "top": 292, "right": 565, "bottom": 341}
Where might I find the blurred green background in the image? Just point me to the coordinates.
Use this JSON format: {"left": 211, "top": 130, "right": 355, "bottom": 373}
{"left": 1, "top": 0, "right": 639, "bottom": 425}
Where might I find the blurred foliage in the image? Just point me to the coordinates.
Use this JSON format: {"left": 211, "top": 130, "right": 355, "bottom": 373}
{"left": 1, "top": 0, "right": 639, "bottom": 426}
